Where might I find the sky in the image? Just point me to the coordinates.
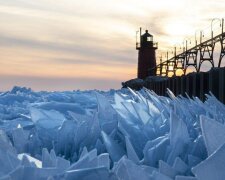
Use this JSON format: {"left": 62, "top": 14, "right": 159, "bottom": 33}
{"left": 0, "top": 0, "right": 225, "bottom": 91}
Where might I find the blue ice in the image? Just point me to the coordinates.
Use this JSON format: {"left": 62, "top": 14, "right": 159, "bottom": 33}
{"left": 0, "top": 86, "right": 223, "bottom": 179}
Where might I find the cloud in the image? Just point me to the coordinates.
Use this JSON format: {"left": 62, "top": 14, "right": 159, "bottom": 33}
{"left": 0, "top": 0, "right": 225, "bottom": 90}
{"left": 0, "top": 33, "right": 136, "bottom": 64}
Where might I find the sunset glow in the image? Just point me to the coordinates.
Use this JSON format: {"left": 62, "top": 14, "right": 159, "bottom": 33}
{"left": 0, "top": 0, "right": 224, "bottom": 90}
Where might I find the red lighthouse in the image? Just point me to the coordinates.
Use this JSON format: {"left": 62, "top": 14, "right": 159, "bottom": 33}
{"left": 136, "top": 28, "right": 158, "bottom": 79}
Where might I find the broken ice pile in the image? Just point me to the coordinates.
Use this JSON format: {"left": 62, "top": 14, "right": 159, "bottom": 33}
{"left": 0, "top": 86, "right": 225, "bottom": 179}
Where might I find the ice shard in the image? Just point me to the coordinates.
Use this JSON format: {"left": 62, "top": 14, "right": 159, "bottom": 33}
{"left": 200, "top": 115, "right": 225, "bottom": 155}
{"left": 125, "top": 136, "right": 139, "bottom": 164}
{"left": 172, "top": 157, "right": 188, "bottom": 174}
{"left": 31, "top": 108, "right": 65, "bottom": 128}
{"left": 167, "top": 111, "right": 189, "bottom": 164}
{"left": 113, "top": 156, "right": 151, "bottom": 180}
{"left": 159, "top": 160, "right": 179, "bottom": 179}
{"left": 192, "top": 143, "right": 225, "bottom": 180}
{"left": 12, "top": 126, "right": 28, "bottom": 153}
{"left": 101, "top": 131, "right": 125, "bottom": 162}
{"left": 18, "top": 153, "right": 42, "bottom": 168}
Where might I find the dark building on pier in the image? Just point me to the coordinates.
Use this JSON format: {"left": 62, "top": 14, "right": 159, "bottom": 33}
{"left": 136, "top": 28, "right": 158, "bottom": 79}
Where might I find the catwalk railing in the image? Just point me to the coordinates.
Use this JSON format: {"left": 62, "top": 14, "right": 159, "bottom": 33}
{"left": 150, "top": 18, "right": 225, "bottom": 77}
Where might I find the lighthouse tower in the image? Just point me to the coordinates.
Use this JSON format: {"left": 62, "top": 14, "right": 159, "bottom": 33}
{"left": 136, "top": 28, "right": 157, "bottom": 79}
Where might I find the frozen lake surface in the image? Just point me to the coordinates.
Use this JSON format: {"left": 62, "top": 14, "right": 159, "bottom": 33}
{"left": 0, "top": 86, "right": 225, "bottom": 180}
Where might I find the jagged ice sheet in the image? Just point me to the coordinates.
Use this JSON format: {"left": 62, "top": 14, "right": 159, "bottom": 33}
{"left": 0, "top": 86, "right": 225, "bottom": 179}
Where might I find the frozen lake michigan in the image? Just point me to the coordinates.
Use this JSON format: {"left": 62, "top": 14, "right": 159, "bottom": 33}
{"left": 0, "top": 86, "right": 224, "bottom": 180}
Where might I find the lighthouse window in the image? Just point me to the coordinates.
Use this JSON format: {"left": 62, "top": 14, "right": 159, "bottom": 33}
{"left": 147, "top": 36, "right": 152, "bottom": 41}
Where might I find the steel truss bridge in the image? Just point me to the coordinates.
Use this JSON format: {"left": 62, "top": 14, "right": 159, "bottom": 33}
{"left": 151, "top": 18, "right": 225, "bottom": 76}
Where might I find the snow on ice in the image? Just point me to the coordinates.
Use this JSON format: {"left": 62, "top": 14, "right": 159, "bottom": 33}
{"left": 0, "top": 86, "right": 224, "bottom": 179}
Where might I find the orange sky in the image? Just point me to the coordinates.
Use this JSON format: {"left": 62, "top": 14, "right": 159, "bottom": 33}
{"left": 0, "top": 0, "right": 225, "bottom": 90}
